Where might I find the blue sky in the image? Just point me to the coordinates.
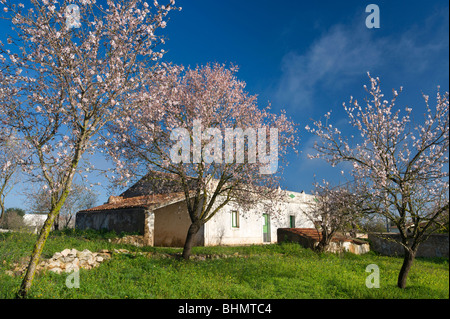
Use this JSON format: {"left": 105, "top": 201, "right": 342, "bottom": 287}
{"left": 3, "top": 0, "right": 449, "bottom": 210}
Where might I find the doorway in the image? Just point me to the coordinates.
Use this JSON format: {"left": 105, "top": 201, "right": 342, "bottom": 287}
{"left": 262, "top": 213, "right": 271, "bottom": 243}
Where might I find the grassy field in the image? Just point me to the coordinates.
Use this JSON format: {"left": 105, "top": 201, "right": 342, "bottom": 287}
{"left": 0, "top": 230, "right": 448, "bottom": 299}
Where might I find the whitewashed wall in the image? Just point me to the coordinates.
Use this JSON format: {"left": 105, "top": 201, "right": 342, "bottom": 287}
{"left": 204, "top": 191, "right": 315, "bottom": 246}
{"left": 23, "top": 214, "right": 48, "bottom": 234}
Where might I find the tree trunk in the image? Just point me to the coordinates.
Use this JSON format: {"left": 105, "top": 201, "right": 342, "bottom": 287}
{"left": 16, "top": 207, "right": 61, "bottom": 298}
{"left": 182, "top": 222, "right": 201, "bottom": 260}
{"left": 397, "top": 247, "right": 416, "bottom": 289}
{"left": 0, "top": 208, "right": 4, "bottom": 227}
{"left": 0, "top": 198, "right": 6, "bottom": 227}
{"left": 16, "top": 124, "right": 84, "bottom": 298}
{"left": 54, "top": 214, "right": 60, "bottom": 231}
{"left": 315, "top": 240, "right": 328, "bottom": 253}
{"left": 314, "top": 229, "right": 331, "bottom": 253}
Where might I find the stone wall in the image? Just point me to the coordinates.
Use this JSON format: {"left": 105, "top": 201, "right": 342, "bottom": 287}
{"left": 75, "top": 208, "right": 146, "bottom": 234}
{"left": 277, "top": 228, "right": 370, "bottom": 255}
{"left": 368, "top": 233, "right": 449, "bottom": 258}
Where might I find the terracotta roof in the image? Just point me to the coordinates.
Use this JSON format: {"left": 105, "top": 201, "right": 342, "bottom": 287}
{"left": 287, "top": 228, "right": 361, "bottom": 243}
{"left": 79, "top": 192, "right": 186, "bottom": 212}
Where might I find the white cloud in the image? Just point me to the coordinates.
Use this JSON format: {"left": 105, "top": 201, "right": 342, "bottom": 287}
{"left": 275, "top": 7, "right": 449, "bottom": 112}
{"left": 276, "top": 25, "right": 382, "bottom": 111}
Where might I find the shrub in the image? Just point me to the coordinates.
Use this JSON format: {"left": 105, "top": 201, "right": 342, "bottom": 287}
{"left": 2, "top": 210, "right": 26, "bottom": 231}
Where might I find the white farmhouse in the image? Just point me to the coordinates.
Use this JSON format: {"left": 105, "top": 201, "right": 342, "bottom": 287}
{"left": 76, "top": 174, "right": 315, "bottom": 247}
{"left": 23, "top": 214, "right": 48, "bottom": 234}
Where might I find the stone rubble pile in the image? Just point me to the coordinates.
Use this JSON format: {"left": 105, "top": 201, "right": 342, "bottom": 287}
{"left": 6, "top": 248, "right": 117, "bottom": 276}
{"left": 5, "top": 247, "right": 247, "bottom": 277}
{"left": 45, "top": 248, "right": 112, "bottom": 274}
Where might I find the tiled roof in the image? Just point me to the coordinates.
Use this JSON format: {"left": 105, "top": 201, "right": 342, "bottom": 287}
{"left": 79, "top": 192, "right": 186, "bottom": 212}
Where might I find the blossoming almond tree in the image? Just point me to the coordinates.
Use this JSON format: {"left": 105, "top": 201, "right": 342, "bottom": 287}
{"left": 0, "top": 0, "right": 178, "bottom": 298}
{"left": 302, "top": 180, "right": 365, "bottom": 253}
{"left": 307, "top": 74, "right": 449, "bottom": 288}
{"left": 106, "top": 63, "right": 299, "bottom": 260}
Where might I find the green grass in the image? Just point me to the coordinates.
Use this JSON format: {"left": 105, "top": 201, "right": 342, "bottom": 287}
{"left": 0, "top": 230, "right": 448, "bottom": 299}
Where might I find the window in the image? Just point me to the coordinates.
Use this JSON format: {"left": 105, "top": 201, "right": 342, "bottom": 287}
{"left": 231, "top": 210, "right": 239, "bottom": 228}
{"left": 289, "top": 215, "right": 295, "bottom": 228}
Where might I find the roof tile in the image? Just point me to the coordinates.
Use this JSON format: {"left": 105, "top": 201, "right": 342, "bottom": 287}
{"left": 79, "top": 192, "right": 186, "bottom": 212}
